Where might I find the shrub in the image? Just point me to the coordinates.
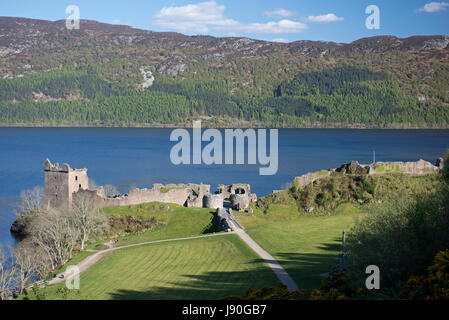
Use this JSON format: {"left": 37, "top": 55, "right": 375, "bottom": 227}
{"left": 316, "top": 191, "right": 330, "bottom": 207}
{"left": 108, "top": 215, "right": 163, "bottom": 234}
{"left": 226, "top": 276, "right": 351, "bottom": 300}
{"left": 401, "top": 249, "right": 449, "bottom": 300}
{"left": 359, "top": 176, "right": 376, "bottom": 195}
{"left": 291, "top": 178, "right": 299, "bottom": 193}
{"left": 345, "top": 151, "right": 449, "bottom": 293}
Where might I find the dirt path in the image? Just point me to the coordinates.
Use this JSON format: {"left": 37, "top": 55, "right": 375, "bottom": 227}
{"left": 48, "top": 232, "right": 234, "bottom": 285}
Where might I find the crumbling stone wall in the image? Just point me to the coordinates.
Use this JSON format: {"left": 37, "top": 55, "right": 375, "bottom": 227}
{"left": 73, "top": 184, "right": 199, "bottom": 209}
{"left": 294, "top": 170, "right": 331, "bottom": 191}
{"left": 44, "top": 159, "right": 263, "bottom": 212}
{"left": 216, "top": 183, "right": 257, "bottom": 211}
{"left": 218, "top": 184, "right": 253, "bottom": 198}
{"left": 290, "top": 158, "right": 442, "bottom": 192}
{"left": 45, "top": 159, "right": 212, "bottom": 210}
{"left": 185, "top": 184, "right": 210, "bottom": 207}
{"left": 366, "top": 159, "right": 439, "bottom": 175}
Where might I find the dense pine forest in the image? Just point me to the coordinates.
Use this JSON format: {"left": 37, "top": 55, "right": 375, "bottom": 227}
{"left": 0, "top": 17, "right": 448, "bottom": 127}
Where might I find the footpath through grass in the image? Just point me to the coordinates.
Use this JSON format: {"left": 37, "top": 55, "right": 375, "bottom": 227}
{"left": 25, "top": 199, "right": 364, "bottom": 299}
{"left": 24, "top": 234, "right": 278, "bottom": 300}
{"left": 238, "top": 202, "right": 366, "bottom": 289}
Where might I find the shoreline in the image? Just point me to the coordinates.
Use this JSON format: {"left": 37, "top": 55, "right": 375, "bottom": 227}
{"left": 1, "top": 123, "right": 449, "bottom": 129}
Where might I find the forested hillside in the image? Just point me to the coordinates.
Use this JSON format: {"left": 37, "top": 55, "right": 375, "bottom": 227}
{"left": 0, "top": 17, "right": 448, "bottom": 127}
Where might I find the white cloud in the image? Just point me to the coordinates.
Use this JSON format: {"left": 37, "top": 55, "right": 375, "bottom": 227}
{"left": 265, "top": 9, "right": 295, "bottom": 17}
{"left": 153, "top": 1, "right": 307, "bottom": 34}
{"left": 306, "top": 13, "right": 344, "bottom": 23}
{"left": 270, "top": 38, "right": 289, "bottom": 43}
{"left": 239, "top": 20, "right": 307, "bottom": 34}
{"left": 153, "top": 1, "right": 227, "bottom": 33}
{"left": 416, "top": 2, "right": 449, "bottom": 12}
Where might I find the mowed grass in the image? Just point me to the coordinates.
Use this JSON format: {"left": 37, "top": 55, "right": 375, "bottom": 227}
{"left": 26, "top": 234, "right": 278, "bottom": 300}
{"left": 101, "top": 202, "right": 217, "bottom": 246}
{"left": 238, "top": 202, "right": 366, "bottom": 289}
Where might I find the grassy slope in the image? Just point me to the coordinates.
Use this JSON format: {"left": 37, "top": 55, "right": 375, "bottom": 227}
{"left": 30, "top": 173, "right": 436, "bottom": 298}
{"left": 237, "top": 173, "right": 438, "bottom": 289}
{"left": 238, "top": 202, "right": 365, "bottom": 289}
{"left": 100, "top": 202, "right": 217, "bottom": 247}
{"left": 24, "top": 235, "right": 278, "bottom": 300}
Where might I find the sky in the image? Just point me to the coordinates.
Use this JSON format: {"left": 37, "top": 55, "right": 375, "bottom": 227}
{"left": 1, "top": 0, "right": 448, "bottom": 43}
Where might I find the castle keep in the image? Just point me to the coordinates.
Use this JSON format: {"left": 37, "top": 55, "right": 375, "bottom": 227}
{"left": 43, "top": 159, "right": 257, "bottom": 211}
{"left": 44, "top": 159, "right": 89, "bottom": 209}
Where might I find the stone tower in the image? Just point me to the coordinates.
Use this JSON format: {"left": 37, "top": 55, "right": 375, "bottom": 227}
{"left": 44, "top": 159, "right": 88, "bottom": 209}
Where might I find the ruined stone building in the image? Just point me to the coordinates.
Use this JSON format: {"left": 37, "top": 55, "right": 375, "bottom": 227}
{"left": 43, "top": 159, "right": 257, "bottom": 211}
{"left": 44, "top": 159, "right": 89, "bottom": 209}
{"left": 217, "top": 184, "right": 257, "bottom": 211}
{"left": 286, "top": 158, "right": 444, "bottom": 193}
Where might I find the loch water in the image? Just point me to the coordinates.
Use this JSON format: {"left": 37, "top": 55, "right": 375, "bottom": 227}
{"left": 1, "top": 127, "right": 449, "bottom": 251}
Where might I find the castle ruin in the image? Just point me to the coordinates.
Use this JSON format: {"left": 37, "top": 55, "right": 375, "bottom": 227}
{"left": 44, "top": 159, "right": 89, "bottom": 209}
{"left": 286, "top": 158, "right": 444, "bottom": 193}
{"left": 43, "top": 159, "right": 257, "bottom": 211}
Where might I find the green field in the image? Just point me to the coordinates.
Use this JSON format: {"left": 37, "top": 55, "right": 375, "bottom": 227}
{"left": 238, "top": 202, "right": 365, "bottom": 289}
{"left": 25, "top": 235, "right": 278, "bottom": 300}
{"left": 25, "top": 199, "right": 367, "bottom": 299}
{"left": 100, "top": 202, "right": 217, "bottom": 247}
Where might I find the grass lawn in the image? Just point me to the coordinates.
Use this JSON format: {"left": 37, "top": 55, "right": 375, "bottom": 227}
{"left": 238, "top": 202, "right": 366, "bottom": 289}
{"left": 100, "top": 202, "right": 218, "bottom": 247}
{"left": 24, "top": 234, "right": 278, "bottom": 300}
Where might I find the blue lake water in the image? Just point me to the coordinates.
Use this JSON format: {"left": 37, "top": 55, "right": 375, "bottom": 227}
{"left": 1, "top": 128, "right": 449, "bottom": 252}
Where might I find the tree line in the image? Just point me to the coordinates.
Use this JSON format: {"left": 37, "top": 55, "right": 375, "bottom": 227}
{"left": 0, "top": 67, "right": 448, "bottom": 127}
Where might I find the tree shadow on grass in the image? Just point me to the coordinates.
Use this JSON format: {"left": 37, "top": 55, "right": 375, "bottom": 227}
{"left": 316, "top": 243, "right": 341, "bottom": 251}
{"left": 107, "top": 243, "right": 342, "bottom": 300}
{"left": 272, "top": 252, "right": 339, "bottom": 289}
{"left": 107, "top": 266, "right": 278, "bottom": 300}
{"left": 248, "top": 239, "right": 344, "bottom": 289}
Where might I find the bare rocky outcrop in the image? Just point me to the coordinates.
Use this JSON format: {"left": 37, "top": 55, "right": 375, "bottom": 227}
{"left": 0, "top": 17, "right": 447, "bottom": 76}
{"left": 139, "top": 66, "right": 154, "bottom": 88}
{"left": 10, "top": 213, "right": 33, "bottom": 239}
{"left": 336, "top": 160, "right": 367, "bottom": 174}
{"left": 409, "top": 36, "right": 449, "bottom": 51}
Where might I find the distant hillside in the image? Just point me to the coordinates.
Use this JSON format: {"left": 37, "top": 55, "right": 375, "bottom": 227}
{"left": 0, "top": 17, "right": 448, "bottom": 127}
